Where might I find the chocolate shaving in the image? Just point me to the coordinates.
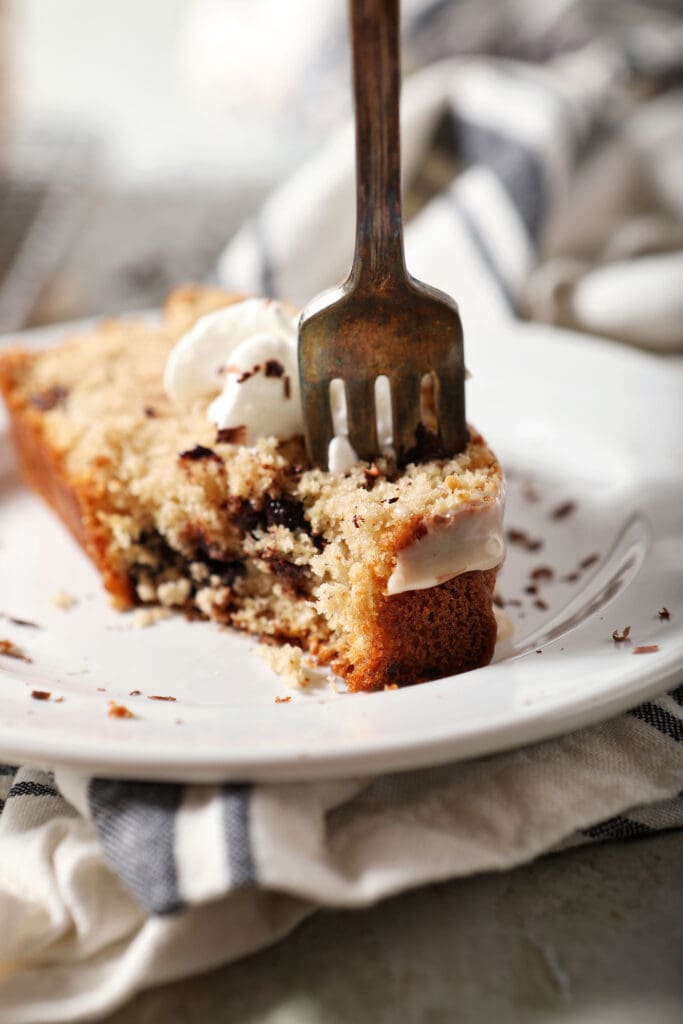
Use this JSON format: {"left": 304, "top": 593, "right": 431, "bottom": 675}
{"left": 551, "top": 501, "right": 576, "bottom": 520}
{"left": 521, "top": 481, "right": 541, "bottom": 503}
{"left": 384, "top": 497, "right": 399, "bottom": 505}
{"left": 658, "top": 607, "right": 671, "bottom": 621}
{"left": 530, "top": 567, "right": 554, "bottom": 582}
{"left": 506, "top": 528, "right": 544, "bottom": 552}
{"left": 1, "top": 613, "right": 40, "bottom": 629}
{"left": 178, "top": 444, "right": 220, "bottom": 462}
{"left": 580, "top": 553, "right": 600, "bottom": 570}
{"left": 215, "top": 425, "right": 247, "bottom": 445}
{"left": 29, "top": 385, "right": 68, "bottom": 411}
{"left": 534, "top": 599, "right": 549, "bottom": 611}
{"left": 0, "top": 639, "right": 32, "bottom": 662}
{"left": 612, "top": 625, "right": 631, "bottom": 643}
{"left": 275, "top": 695, "right": 291, "bottom": 704}
{"left": 264, "top": 359, "right": 284, "bottom": 378}
{"left": 236, "top": 364, "right": 261, "bottom": 384}
{"left": 148, "top": 694, "right": 176, "bottom": 702}
{"left": 129, "top": 690, "right": 142, "bottom": 696}
{"left": 143, "top": 405, "right": 157, "bottom": 418}
{"left": 524, "top": 585, "right": 538, "bottom": 595}
{"left": 352, "top": 513, "right": 364, "bottom": 529}
{"left": 632, "top": 645, "right": 659, "bottom": 655}
{"left": 31, "top": 690, "right": 51, "bottom": 701}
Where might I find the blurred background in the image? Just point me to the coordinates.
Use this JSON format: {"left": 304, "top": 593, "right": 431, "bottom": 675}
{"left": 0, "top": 0, "right": 681, "bottom": 347}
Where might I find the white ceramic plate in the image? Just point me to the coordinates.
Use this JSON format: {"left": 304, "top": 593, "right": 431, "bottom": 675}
{"left": 1, "top": 317, "right": 682, "bottom": 781}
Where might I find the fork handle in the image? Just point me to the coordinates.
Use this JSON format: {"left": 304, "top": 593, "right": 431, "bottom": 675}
{"left": 350, "top": 0, "right": 406, "bottom": 288}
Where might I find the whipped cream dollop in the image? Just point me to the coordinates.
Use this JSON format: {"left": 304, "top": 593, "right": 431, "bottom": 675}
{"left": 164, "top": 299, "right": 302, "bottom": 444}
{"left": 386, "top": 494, "right": 505, "bottom": 596}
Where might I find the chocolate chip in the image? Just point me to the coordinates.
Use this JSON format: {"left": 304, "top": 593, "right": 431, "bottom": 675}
{"left": 264, "top": 495, "right": 309, "bottom": 533}
{"left": 264, "top": 359, "right": 285, "bottom": 378}
{"left": 352, "top": 513, "right": 365, "bottom": 528}
{"left": 232, "top": 499, "right": 264, "bottom": 535}
{"left": 262, "top": 554, "right": 311, "bottom": 596}
{"left": 30, "top": 690, "right": 51, "bottom": 700}
{"left": 612, "top": 625, "right": 631, "bottom": 643}
{"left": 29, "top": 385, "right": 68, "bottom": 411}
{"left": 658, "top": 607, "right": 670, "bottom": 621}
{"left": 404, "top": 422, "right": 449, "bottom": 465}
{"left": 178, "top": 445, "right": 220, "bottom": 462}
{"left": 524, "top": 584, "right": 538, "bottom": 595}
{"left": 143, "top": 405, "right": 157, "bottom": 418}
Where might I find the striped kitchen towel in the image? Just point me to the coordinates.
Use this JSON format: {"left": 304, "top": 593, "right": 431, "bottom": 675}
{"left": 0, "top": 688, "right": 682, "bottom": 1023}
{"left": 217, "top": 2, "right": 683, "bottom": 351}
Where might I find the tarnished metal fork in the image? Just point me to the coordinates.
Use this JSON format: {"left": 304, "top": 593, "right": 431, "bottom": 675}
{"left": 298, "top": 0, "right": 467, "bottom": 468}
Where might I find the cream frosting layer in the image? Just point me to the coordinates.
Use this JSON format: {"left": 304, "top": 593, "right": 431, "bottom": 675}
{"left": 386, "top": 493, "right": 505, "bottom": 596}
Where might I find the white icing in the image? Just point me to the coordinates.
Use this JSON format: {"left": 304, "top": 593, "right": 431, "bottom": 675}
{"left": 164, "top": 299, "right": 302, "bottom": 444}
{"left": 386, "top": 495, "right": 505, "bottom": 595}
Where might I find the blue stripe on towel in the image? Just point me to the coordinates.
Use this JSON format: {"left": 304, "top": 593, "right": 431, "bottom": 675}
{"left": 222, "top": 783, "right": 256, "bottom": 888}
{"left": 89, "top": 779, "right": 185, "bottom": 915}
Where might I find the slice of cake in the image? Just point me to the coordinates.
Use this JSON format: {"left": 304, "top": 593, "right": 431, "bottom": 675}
{"left": 0, "top": 287, "right": 504, "bottom": 691}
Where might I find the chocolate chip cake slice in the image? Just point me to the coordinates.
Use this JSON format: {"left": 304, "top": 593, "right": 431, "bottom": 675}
{"left": 0, "top": 286, "right": 504, "bottom": 691}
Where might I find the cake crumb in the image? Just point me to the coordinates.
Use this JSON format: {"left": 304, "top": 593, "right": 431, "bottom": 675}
{"left": 148, "top": 694, "right": 176, "bottom": 702}
{"left": 51, "top": 591, "right": 76, "bottom": 610}
{"left": 108, "top": 700, "right": 135, "bottom": 719}
{"left": 632, "top": 645, "right": 659, "bottom": 655}
{"left": 275, "top": 695, "right": 291, "bottom": 704}
{"left": 30, "top": 689, "right": 51, "bottom": 700}
{"left": 580, "top": 553, "right": 600, "bottom": 570}
{"left": 658, "top": 607, "right": 670, "bottom": 621}
{"left": 0, "top": 639, "right": 32, "bottom": 663}
{"left": 612, "top": 626, "right": 631, "bottom": 643}
{"left": 259, "top": 642, "right": 310, "bottom": 687}
{"left": 133, "top": 606, "right": 172, "bottom": 628}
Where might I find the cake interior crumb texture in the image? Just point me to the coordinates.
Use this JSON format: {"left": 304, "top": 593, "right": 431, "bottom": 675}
{"left": 0, "top": 287, "right": 503, "bottom": 691}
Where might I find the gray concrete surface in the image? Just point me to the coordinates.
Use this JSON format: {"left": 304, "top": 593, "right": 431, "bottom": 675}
{"left": 105, "top": 830, "right": 683, "bottom": 1024}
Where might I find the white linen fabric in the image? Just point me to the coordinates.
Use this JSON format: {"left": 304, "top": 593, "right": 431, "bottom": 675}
{"left": 1, "top": 697, "right": 682, "bottom": 1024}
{"left": 217, "top": 10, "right": 683, "bottom": 350}
{"left": 2, "top": 1, "right": 683, "bottom": 1021}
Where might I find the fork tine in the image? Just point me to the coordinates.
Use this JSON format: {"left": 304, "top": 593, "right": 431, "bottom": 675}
{"left": 435, "top": 362, "right": 468, "bottom": 456}
{"left": 301, "top": 380, "right": 335, "bottom": 469}
{"left": 390, "top": 373, "right": 422, "bottom": 464}
{"left": 346, "top": 378, "right": 379, "bottom": 463}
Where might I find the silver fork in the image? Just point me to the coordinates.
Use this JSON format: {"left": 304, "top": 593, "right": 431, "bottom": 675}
{"left": 298, "top": 0, "right": 467, "bottom": 468}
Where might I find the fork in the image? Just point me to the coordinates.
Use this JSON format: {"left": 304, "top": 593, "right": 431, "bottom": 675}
{"left": 298, "top": 0, "right": 467, "bottom": 468}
